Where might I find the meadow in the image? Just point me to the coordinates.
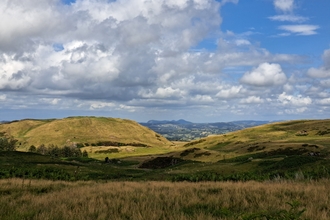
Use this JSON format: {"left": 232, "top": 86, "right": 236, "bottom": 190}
{"left": 1, "top": 178, "right": 329, "bottom": 220}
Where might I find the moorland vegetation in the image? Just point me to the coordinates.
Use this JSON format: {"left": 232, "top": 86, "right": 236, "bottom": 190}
{"left": 1, "top": 178, "right": 329, "bottom": 219}
{"left": 1, "top": 117, "right": 330, "bottom": 219}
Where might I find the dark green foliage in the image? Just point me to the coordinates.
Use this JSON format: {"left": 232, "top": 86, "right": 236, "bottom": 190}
{"left": 0, "top": 137, "right": 17, "bottom": 151}
{"left": 35, "top": 144, "right": 83, "bottom": 158}
{"left": 180, "top": 148, "right": 200, "bottom": 156}
{"left": 247, "top": 145, "right": 266, "bottom": 152}
{"left": 241, "top": 201, "right": 307, "bottom": 220}
{"left": 95, "top": 148, "right": 119, "bottom": 154}
{"left": 36, "top": 144, "right": 48, "bottom": 155}
{"left": 183, "top": 139, "right": 206, "bottom": 147}
{"left": 76, "top": 143, "right": 84, "bottom": 148}
{"left": 259, "top": 156, "right": 321, "bottom": 170}
{"left": 48, "top": 144, "right": 60, "bottom": 157}
{"left": 316, "top": 130, "right": 330, "bottom": 136}
{"left": 82, "top": 150, "right": 88, "bottom": 157}
{"left": 94, "top": 141, "right": 148, "bottom": 147}
{"left": 139, "top": 157, "right": 184, "bottom": 169}
{"left": 0, "top": 167, "right": 74, "bottom": 181}
{"left": 28, "top": 145, "right": 37, "bottom": 152}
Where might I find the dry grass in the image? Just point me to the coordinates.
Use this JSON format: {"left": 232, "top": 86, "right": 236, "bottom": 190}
{"left": 0, "top": 117, "right": 172, "bottom": 150}
{"left": 1, "top": 178, "right": 329, "bottom": 219}
{"left": 192, "top": 119, "right": 330, "bottom": 155}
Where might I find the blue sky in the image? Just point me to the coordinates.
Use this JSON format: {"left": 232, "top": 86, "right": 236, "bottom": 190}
{"left": 0, "top": 0, "right": 330, "bottom": 122}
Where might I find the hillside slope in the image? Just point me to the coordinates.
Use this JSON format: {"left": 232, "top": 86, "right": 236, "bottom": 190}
{"left": 184, "top": 119, "right": 330, "bottom": 157}
{"left": 0, "top": 117, "right": 172, "bottom": 150}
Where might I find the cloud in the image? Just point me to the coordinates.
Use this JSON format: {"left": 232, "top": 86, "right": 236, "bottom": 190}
{"left": 0, "top": 0, "right": 326, "bottom": 122}
{"left": 220, "top": 0, "right": 239, "bottom": 6}
{"left": 268, "top": 15, "right": 308, "bottom": 23}
{"left": 0, "top": 95, "right": 6, "bottom": 101}
{"left": 90, "top": 102, "right": 116, "bottom": 110}
{"left": 273, "top": 0, "right": 294, "bottom": 12}
{"left": 0, "top": 54, "right": 32, "bottom": 90}
{"left": 216, "top": 85, "right": 244, "bottom": 99}
{"left": 278, "top": 92, "right": 312, "bottom": 106}
{"left": 235, "top": 39, "right": 251, "bottom": 46}
{"left": 278, "top": 25, "right": 319, "bottom": 35}
{"left": 307, "top": 48, "right": 330, "bottom": 78}
{"left": 239, "top": 96, "right": 264, "bottom": 104}
{"left": 307, "top": 68, "right": 330, "bottom": 78}
{"left": 0, "top": 0, "right": 70, "bottom": 52}
{"left": 317, "top": 98, "right": 330, "bottom": 106}
{"left": 240, "top": 63, "right": 287, "bottom": 87}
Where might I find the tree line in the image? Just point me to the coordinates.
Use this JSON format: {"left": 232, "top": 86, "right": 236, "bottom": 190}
{"left": 29, "top": 144, "right": 88, "bottom": 158}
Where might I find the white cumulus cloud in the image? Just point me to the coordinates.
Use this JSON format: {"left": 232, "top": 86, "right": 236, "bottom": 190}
{"left": 278, "top": 92, "right": 312, "bottom": 106}
{"left": 240, "top": 63, "right": 287, "bottom": 87}
{"left": 240, "top": 96, "right": 264, "bottom": 104}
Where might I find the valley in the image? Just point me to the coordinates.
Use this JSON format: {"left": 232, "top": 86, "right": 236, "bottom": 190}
{"left": 1, "top": 117, "right": 330, "bottom": 219}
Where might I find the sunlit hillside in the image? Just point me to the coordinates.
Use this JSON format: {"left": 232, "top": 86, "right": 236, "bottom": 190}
{"left": 0, "top": 117, "right": 173, "bottom": 150}
{"left": 175, "top": 119, "right": 330, "bottom": 160}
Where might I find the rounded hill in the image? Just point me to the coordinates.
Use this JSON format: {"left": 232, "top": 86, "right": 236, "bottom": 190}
{"left": 0, "top": 117, "right": 172, "bottom": 149}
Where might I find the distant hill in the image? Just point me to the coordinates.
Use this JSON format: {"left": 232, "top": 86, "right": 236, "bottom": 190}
{"left": 0, "top": 117, "right": 172, "bottom": 150}
{"left": 140, "top": 120, "right": 271, "bottom": 141}
{"left": 145, "top": 119, "right": 192, "bottom": 125}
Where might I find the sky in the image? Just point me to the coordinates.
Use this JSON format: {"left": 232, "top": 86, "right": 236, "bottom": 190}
{"left": 0, "top": 0, "right": 330, "bottom": 123}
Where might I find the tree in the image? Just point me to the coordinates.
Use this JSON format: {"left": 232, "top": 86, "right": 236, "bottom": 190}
{"left": 82, "top": 150, "right": 88, "bottom": 158}
{"left": 36, "top": 144, "right": 48, "bottom": 155}
{"left": 48, "top": 144, "right": 60, "bottom": 157}
{"left": 0, "top": 137, "right": 17, "bottom": 151}
{"left": 28, "top": 145, "right": 37, "bottom": 152}
{"left": 61, "top": 146, "right": 72, "bottom": 157}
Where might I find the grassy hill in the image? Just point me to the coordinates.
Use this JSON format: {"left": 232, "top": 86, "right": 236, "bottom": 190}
{"left": 181, "top": 119, "right": 330, "bottom": 158}
{"left": 2, "top": 119, "right": 330, "bottom": 220}
{"left": 1, "top": 119, "right": 330, "bottom": 182}
{"left": 0, "top": 117, "right": 173, "bottom": 151}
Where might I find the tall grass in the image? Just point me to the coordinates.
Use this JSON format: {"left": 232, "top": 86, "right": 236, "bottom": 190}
{"left": 1, "top": 179, "right": 329, "bottom": 219}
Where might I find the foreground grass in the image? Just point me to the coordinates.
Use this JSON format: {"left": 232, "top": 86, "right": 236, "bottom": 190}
{"left": 1, "top": 179, "right": 330, "bottom": 219}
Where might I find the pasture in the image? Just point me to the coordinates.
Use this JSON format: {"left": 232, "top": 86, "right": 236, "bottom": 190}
{"left": 1, "top": 178, "right": 329, "bottom": 219}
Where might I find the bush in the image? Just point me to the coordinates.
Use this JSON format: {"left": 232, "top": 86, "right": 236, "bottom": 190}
{"left": 76, "top": 143, "right": 84, "bottom": 148}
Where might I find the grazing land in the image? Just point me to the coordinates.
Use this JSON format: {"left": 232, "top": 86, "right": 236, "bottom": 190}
{"left": 0, "top": 117, "right": 172, "bottom": 151}
{"left": 1, "top": 178, "right": 329, "bottom": 220}
{"left": 1, "top": 118, "right": 330, "bottom": 182}
{"left": 1, "top": 117, "right": 330, "bottom": 219}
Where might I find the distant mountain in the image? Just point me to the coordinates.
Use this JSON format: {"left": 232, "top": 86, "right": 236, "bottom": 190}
{"left": 145, "top": 119, "right": 192, "bottom": 125}
{"left": 230, "top": 120, "right": 270, "bottom": 126}
{"left": 140, "top": 120, "right": 271, "bottom": 141}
